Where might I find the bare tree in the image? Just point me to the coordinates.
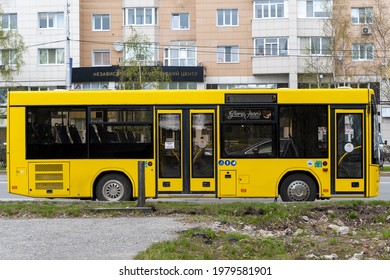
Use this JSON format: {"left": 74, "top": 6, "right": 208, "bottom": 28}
{"left": 116, "top": 27, "right": 170, "bottom": 90}
{"left": 368, "top": 0, "right": 390, "bottom": 100}
{"left": 328, "top": 2, "right": 354, "bottom": 87}
{"left": 302, "top": 1, "right": 354, "bottom": 88}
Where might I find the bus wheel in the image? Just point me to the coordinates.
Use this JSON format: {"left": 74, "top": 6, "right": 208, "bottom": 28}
{"left": 280, "top": 174, "right": 316, "bottom": 202}
{"left": 96, "top": 174, "right": 132, "bottom": 201}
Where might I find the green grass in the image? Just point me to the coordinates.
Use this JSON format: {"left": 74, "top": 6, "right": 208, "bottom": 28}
{"left": 134, "top": 228, "right": 290, "bottom": 260}
{"left": 381, "top": 166, "right": 390, "bottom": 172}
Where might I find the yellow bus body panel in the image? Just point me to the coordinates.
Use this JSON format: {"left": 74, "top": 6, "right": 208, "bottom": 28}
{"left": 6, "top": 88, "right": 378, "bottom": 200}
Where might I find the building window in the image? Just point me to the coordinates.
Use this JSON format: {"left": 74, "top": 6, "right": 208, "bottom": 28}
{"left": 217, "top": 9, "right": 238, "bottom": 26}
{"left": 1, "top": 13, "right": 17, "bottom": 29}
{"left": 39, "top": 49, "right": 65, "bottom": 64}
{"left": 125, "top": 8, "right": 157, "bottom": 25}
{"left": 93, "top": 50, "right": 111, "bottom": 66}
{"left": 352, "top": 43, "right": 374, "bottom": 61}
{"left": 160, "top": 82, "right": 197, "bottom": 90}
{"left": 0, "top": 49, "right": 17, "bottom": 65}
{"left": 300, "top": 37, "right": 332, "bottom": 55}
{"left": 254, "top": 0, "right": 285, "bottom": 19}
{"left": 164, "top": 46, "right": 196, "bottom": 66}
{"left": 306, "top": 0, "right": 331, "bottom": 18}
{"left": 93, "top": 14, "right": 110, "bottom": 31}
{"left": 171, "top": 13, "right": 189, "bottom": 30}
{"left": 124, "top": 44, "right": 158, "bottom": 66}
{"left": 351, "top": 7, "right": 373, "bottom": 24}
{"left": 38, "top": 12, "right": 64, "bottom": 28}
{"left": 217, "top": 46, "right": 239, "bottom": 63}
{"left": 255, "top": 37, "right": 288, "bottom": 56}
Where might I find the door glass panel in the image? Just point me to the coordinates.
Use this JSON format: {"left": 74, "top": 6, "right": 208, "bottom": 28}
{"left": 192, "top": 113, "right": 214, "bottom": 178}
{"left": 159, "top": 114, "right": 181, "bottom": 178}
{"left": 337, "top": 114, "right": 363, "bottom": 178}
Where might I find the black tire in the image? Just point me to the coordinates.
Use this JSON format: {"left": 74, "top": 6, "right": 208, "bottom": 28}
{"left": 95, "top": 174, "right": 132, "bottom": 201}
{"left": 280, "top": 174, "right": 317, "bottom": 202}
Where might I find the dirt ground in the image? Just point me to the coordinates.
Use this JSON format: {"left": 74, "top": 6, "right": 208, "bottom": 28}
{"left": 197, "top": 204, "right": 390, "bottom": 260}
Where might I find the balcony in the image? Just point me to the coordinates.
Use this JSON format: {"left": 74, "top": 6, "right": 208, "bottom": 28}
{"left": 252, "top": 55, "right": 297, "bottom": 75}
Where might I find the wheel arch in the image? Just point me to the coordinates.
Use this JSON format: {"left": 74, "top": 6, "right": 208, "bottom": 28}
{"left": 278, "top": 170, "right": 320, "bottom": 199}
{"left": 92, "top": 170, "right": 134, "bottom": 200}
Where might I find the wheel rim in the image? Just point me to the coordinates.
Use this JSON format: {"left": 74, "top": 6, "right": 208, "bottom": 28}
{"left": 286, "top": 180, "right": 310, "bottom": 201}
{"left": 102, "top": 179, "right": 125, "bottom": 201}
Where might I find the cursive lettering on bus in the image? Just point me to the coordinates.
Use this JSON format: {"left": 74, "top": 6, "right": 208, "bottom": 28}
{"left": 247, "top": 110, "right": 262, "bottom": 119}
{"left": 226, "top": 109, "right": 273, "bottom": 120}
{"left": 227, "top": 110, "right": 246, "bottom": 120}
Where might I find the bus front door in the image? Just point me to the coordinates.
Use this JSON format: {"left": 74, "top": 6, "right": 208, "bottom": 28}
{"left": 157, "top": 109, "right": 215, "bottom": 195}
{"left": 333, "top": 110, "right": 365, "bottom": 195}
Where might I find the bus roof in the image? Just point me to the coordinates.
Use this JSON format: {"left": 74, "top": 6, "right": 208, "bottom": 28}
{"left": 8, "top": 88, "right": 374, "bottom": 106}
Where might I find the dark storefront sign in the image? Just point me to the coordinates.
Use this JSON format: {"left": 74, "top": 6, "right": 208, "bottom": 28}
{"left": 72, "top": 66, "right": 204, "bottom": 83}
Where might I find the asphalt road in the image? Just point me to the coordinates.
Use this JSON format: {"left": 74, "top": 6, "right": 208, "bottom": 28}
{"left": 1, "top": 173, "right": 390, "bottom": 260}
{"left": 1, "top": 173, "right": 390, "bottom": 201}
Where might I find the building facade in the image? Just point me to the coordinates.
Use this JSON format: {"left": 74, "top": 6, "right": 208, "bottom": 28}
{"left": 1, "top": 0, "right": 389, "bottom": 141}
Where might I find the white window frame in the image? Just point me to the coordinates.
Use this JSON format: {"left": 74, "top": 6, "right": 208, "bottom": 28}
{"left": 93, "top": 14, "right": 110, "bottom": 31}
{"left": 0, "top": 49, "right": 17, "bottom": 65}
{"left": 161, "top": 82, "right": 197, "bottom": 90}
{"left": 164, "top": 47, "right": 196, "bottom": 66}
{"left": 39, "top": 48, "right": 65, "bottom": 65}
{"left": 255, "top": 37, "right": 288, "bottom": 56}
{"left": 1, "top": 13, "right": 17, "bottom": 29}
{"left": 352, "top": 43, "right": 374, "bottom": 61}
{"left": 92, "top": 50, "right": 111, "bottom": 66}
{"left": 125, "top": 7, "right": 157, "bottom": 25}
{"left": 351, "top": 7, "right": 373, "bottom": 24}
{"left": 217, "top": 9, "right": 239, "bottom": 26}
{"left": 217, "top": 46, "right": 239, "bottom": 63}
{"left": 124, "top": 43, "right": 158, "bottom": 66}
{"left": 306, "top": 0, "right": 331, "bottom": 18}
{"left": 171, "top": 13, "right": 190, "bottom": 30}
{"left": 299, "top": 37, "right": 332, "bottom": 55}
{"left": 254, "top": 0, "right": 285, "bottom": 19}
{"left": 38, "top": 12, "right": 64, "bottom": 29}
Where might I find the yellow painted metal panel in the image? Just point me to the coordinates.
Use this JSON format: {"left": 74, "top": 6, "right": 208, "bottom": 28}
{"left": 8, "top": 88, "right": 373, "bottom": 107}
{"left": 219, "top": 170, "right": 236, "bottom": 196}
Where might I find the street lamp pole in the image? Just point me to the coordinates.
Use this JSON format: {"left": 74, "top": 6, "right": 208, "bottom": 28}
{"left": 65, "top": 0, "right": 71, "bottom": 90}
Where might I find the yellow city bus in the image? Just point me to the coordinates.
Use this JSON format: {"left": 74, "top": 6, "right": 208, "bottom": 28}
{"left": 6, "top": 88, "right": 381, "bottom": 202}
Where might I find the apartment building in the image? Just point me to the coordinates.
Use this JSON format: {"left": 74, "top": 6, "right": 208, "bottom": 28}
{"left": 1, "top": 0, "right": 389, "bottom": 139}
{"left": 1, "top": 0, "right": 383, "bottom": 89}
{"left": 0, "top": 0, "right": 80, "bottom": 89}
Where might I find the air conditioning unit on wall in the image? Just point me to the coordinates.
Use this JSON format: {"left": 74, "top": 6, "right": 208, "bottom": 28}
{"left": 362, "top": 26, "right": 372, "bottom": 35}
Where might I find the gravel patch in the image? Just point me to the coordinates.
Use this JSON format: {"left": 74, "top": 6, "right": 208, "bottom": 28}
{"left": 0, "top": 217, "right": 191, "bottom": 260}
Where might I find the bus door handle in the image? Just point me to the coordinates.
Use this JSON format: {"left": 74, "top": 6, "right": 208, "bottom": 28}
{"left": 225, "top": 174, "right": 232, "bottom": 179}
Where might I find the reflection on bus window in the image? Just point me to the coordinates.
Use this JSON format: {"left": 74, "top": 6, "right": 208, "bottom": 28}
{"left": 26, "top": 106, "right": 87, "bottom": 159}
{"left": 337, "top": 113, "right": 363, "bottom": 178}
{"left": 279, "top": 105, "right": 328, "bottom": 158}
{"left": 222, "top": 124, "right": 275, "bottom": 158}
{"left": 89, "top": 107, "right": 153, "bottom": 159}
{"left": 220, "top": 105, "right": 328, "bottom": 159}
{"left": 26, "top": 106, "right": 153, "bottom": 159}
